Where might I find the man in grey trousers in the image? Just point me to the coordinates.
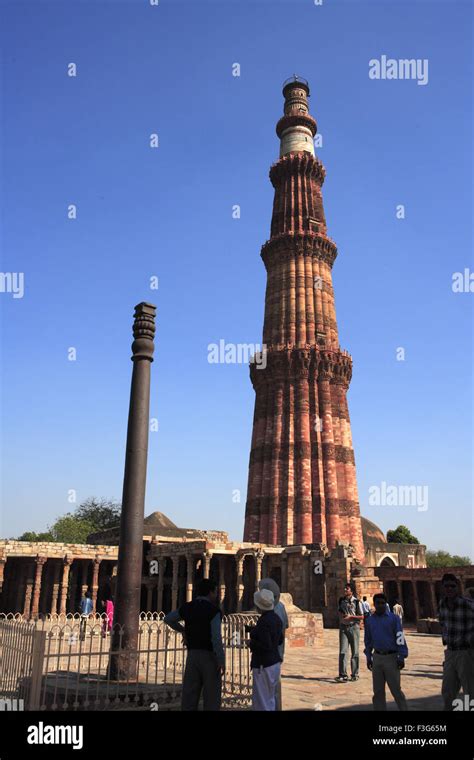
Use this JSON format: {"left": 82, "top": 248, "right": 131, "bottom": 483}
{"left": 258, "top": 577, "right": 289, "bottom": 710}
{"left": 336, "top": 582, "right": 364, "bottom": 682}
{"left": 364, "top": 592, "right": 409, "bottom": 710}
{"left": 164, "top": 578, "right": 224, "bottom": 710}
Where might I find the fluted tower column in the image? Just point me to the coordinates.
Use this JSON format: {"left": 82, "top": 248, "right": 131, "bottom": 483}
{"left": 244, "top": 77, "right": 364, "bottom": 561}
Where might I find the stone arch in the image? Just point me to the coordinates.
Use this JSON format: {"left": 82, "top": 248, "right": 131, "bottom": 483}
{"left": 379, "top": 555, "right": 397, "bottom": 567}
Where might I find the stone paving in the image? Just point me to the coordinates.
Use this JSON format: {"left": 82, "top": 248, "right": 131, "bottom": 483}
{"left": 281, "top": 628, "right": 445, "bottom": 711}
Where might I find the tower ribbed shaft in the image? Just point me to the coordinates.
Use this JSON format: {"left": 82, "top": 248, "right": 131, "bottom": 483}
{"left": 244, "top": 78, "right": 364, "bottom": 560}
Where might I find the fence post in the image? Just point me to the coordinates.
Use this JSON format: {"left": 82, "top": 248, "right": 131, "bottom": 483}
{"left": 27, "top": 629, "right": 46, "bottom": 710}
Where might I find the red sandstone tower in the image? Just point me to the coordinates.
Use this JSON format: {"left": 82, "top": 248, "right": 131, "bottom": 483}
{"left": 244, "top": 77, "right": 364, "bottom": 560}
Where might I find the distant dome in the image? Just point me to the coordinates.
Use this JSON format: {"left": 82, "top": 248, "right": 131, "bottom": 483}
{"left": 361, "top": 516, "right": 386, "bottom": 545}
{"left": 143, "top": 512, "right": 179, "bottom": 530}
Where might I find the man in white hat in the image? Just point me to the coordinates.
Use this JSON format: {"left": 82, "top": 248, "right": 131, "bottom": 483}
{"left": 258, "top": 578, "right": 289, "bottom": 710}
{"left": 246, "top": 588, "right": 283, "bottom": 711}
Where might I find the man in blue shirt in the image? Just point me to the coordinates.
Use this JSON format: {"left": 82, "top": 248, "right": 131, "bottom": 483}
{"left": 364, "top": 592, "right": 409, "bottom": 711}
{"left": 164, "top": 578, "right": 224, "bottom": 711}
{"left": 79, "top": 590, "right": 93, "bottom": 641}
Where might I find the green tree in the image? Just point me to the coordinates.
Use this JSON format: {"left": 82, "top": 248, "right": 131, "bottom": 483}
{"left": 17, "top": 530, "right": 54, "bottom": 542}
{"left": 16, "top": 497, "right": 121, "bottom": 544}
{"left": 387, "top": 525, "right": 420, "bottom": 544}
{"left": 75, "top": 497, "right": 121, "bottom": 531}
{"left": 426, "top": 550, "right": 472, "bottom": 568}
{"left": 48, "top": 514, "right": 96, "bottom": 544}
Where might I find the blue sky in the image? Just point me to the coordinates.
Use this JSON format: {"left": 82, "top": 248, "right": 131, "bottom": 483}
{"left": 0, "top": 0, "right": 472, "bottom": 558}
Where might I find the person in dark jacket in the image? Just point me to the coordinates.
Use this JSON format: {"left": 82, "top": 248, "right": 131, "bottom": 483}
{"left": 246, "top": 588, "right": 283, "bottom": 711}
{"left": 164, "top": 578, "right": 224, "bottom": 711}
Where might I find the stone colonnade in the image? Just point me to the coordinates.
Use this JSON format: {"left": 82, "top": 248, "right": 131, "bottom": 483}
{"left": 143, "top": 548, "right": 274, "bottom": 614}
{"left": 0, "top": 552, "right": 116, "bottom": 617}
{"left": 376, "top": 567, "right": 474, "bottom": 622}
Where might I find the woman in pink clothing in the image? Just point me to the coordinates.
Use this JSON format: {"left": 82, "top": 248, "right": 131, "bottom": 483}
{"left": 100, "top": 576, "right": 115, "bottom": 636}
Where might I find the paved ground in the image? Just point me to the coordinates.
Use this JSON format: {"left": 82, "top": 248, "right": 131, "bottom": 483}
{"left": 281, "top": 628, "right": 445, "bottom": 711}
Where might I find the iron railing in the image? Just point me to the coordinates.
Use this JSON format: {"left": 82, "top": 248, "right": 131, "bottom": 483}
{"left": 0, "top": 612, "right": 259, "bottom": 711}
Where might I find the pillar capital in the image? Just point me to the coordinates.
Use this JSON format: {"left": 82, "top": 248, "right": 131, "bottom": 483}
{"left": 131, "top": 302, "right": 156, "bottom": 362}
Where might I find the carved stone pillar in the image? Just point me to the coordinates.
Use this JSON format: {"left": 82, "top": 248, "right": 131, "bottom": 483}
{"left": 171, "top": 556, "right": 179, "bottom": 609}
{"left": 218, "top": 556, "right": 227, "bottom": 607}
{"left": 50, "top": 561, "right": 61, "bottom": 614}
{"left": 23, "top": 562, "right": 35, "bottom": 618}
{"left": 69, "top": 562, "right": 78, "bottom": 614}
{"left": 59, "top": 557, "right": 73, "bottom": 615}
{"left": 157, "top": 558, "right": 165, "bottom": 612}
{"left": 30, "top": 556, "right": 47, "bottom": 619}
{"left": 255, "top": 550, "right": 264, "bottom": 592}
{"left": 91, "top": 558, "right": 101, "bottom": 613}
{"left": 186, "top": 555, "right": 194, "bottom": 602}
{"left": 203, "top": 551, "right": 212, "bottom": 580}
{"left": 236, "top": 554, "right": 244, "bottom": 612}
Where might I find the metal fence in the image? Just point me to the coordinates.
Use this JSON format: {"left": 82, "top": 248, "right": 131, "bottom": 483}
{"left": 0, "top": 612, "right": 258, "bottom": 711}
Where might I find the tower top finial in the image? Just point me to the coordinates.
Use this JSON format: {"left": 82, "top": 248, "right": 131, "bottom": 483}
{"left": 282, "top": 75, "right": 310, "bottom": 97}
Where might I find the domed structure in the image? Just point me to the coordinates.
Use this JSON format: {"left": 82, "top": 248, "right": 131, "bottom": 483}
{"left": 361, "top": 516, "right": 387, "bottom": 546}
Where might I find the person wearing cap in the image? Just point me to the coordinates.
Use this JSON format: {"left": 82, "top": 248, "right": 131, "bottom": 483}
{"left": 246, "top": 588, "right": 283, "bottom": 711}
{"left": 258, "top": 578, "right": 289, "bottom": 710}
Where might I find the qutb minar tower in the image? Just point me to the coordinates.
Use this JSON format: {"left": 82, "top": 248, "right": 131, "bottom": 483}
{"left": 244, "top": 77, "right": 364, "bottom": 560}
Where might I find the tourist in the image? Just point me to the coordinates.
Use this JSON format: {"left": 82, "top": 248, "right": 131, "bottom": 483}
{"left": 258, "top": 577, "right": 289, "bottom": 710}
{"left": 364, "top": 592, "right": 409, "bottom": 711}
{"left": 361, "top": 596, "right": 371, "bottom": 622}
{"left": 100, "top": 574, "right": 115, "bottom": 637}
{"left": 246, "top": 588, "right": 283, "bottom": 711}
{"left": 164, "top": 578, "right": 224, "bottom": 711}
{"left": 438, "top": 573, "right": 474, "bottom": 711}
{"left": 79, "top": 590, "right": 93, "bottom": 641}
{"left": 465, "top": 587, "right": 474, "bottom": 601}
{"left": 336, "top": 582, "right": 364, "bottom": 682}
{"left": 392, "top": 598, "right": 404, "bottom": 621}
